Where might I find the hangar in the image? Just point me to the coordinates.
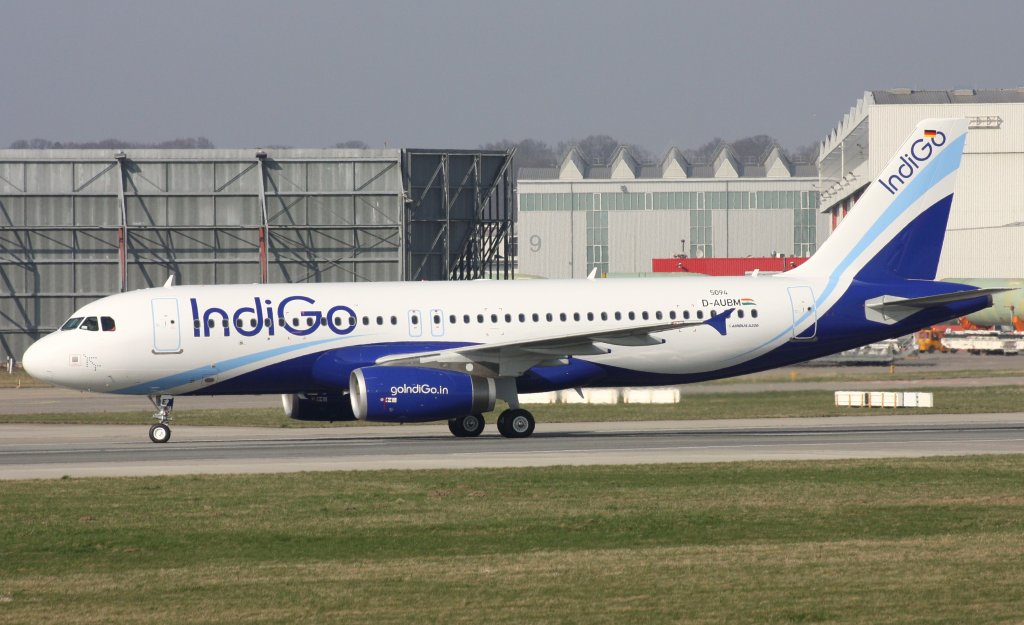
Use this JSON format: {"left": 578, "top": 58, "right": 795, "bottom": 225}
{"left": 0, "top": 147, "right": 514, "bottom": 360}
{"left": 516, "top": 145, "right": 825, "bottom": 279}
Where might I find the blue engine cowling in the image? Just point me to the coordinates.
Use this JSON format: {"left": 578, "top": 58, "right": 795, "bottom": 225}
{"left": 350, "top": 366, "right": 496, "bottom": 423}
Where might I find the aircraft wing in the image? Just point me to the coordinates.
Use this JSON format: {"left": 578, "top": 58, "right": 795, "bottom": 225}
{"left": 375, "top": 309, "right": 734, "bottom": 377}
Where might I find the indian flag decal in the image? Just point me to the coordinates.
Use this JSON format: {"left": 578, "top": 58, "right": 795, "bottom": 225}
{"left": 740, "top": 298, "right": 756, "bottom": 306}
{"left": 924, "top": 129, "right": 937, "bottom": 137}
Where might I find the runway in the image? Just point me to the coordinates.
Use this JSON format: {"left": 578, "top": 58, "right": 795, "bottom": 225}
{"left": 3, "top": 414, "right": 1024, "bottom": 480}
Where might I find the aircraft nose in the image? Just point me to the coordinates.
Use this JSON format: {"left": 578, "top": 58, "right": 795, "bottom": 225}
{"left": 21, "top": 340, "right": 51, "bottom": 381}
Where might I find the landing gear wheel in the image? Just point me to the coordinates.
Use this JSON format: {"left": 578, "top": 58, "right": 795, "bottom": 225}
{"left": 497, "top": 408, "right": 535, "bottom": 439}
{"left": 448, "top": 414, "right": 485, "bottom": 438}
{"left": 147, "top": 395, "right": 175, "bottom": 444}
{"left": 149, "top": 423, "right": 171, "bottom": 444}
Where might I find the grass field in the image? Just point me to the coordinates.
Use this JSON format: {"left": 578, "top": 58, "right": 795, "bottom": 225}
{"left": 1, "top": 456, "right": 1023, "bottom": 624}
{"left": 3, "top": 385, "right": 1024, "bottom": 428}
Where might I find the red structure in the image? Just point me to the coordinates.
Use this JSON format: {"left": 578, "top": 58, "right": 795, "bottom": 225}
{"left": 652, "top": 257, "right": 808, "bottom": 276}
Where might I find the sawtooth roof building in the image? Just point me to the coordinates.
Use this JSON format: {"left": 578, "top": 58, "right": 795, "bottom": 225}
{"left": 517, "top": 144, "right": 824, "bottom": 278}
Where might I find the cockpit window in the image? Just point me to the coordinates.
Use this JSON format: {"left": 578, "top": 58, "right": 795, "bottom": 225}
{"left": 79, "top": 317, "right": 99, "bottom": 331}
{"left": 101, "top": 317, "right": 116, "bottom": 331}
{"left": 61, "top": 317, "right": 84, "bottom": 331}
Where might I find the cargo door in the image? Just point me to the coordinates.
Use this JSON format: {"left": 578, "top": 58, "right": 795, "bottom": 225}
{"left": 151, "top": 298, "right": 182, "bottom": 353}
{"left": 787, "top": 286, "right": 817, "bottom": 340}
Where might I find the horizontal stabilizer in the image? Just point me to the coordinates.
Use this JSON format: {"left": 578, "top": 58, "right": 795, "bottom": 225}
{"left": 867, "top": 287, "right": 1011, "bottom": 310}
{"left": 865, "top": 287, "right": 1009, "bottom": 325}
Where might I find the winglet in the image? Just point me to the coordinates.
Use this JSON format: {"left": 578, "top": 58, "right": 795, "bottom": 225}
{"left": 586, "top": 268, "right": 598, "bottom": 281}
{"left": 704, "top": 307, "right": 735, "bottom": 336}
{"left": 163, "top": 274, "right": 175, "bottom": 288}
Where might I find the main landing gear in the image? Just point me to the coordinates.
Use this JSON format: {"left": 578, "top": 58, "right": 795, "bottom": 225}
{"left": 447, "top": 408, "right": 537, "bottom": 438}
{"left": 497, "top": 408, "right": 535, "bottom": 439}
{"left": 448, "top": 414, "right": 486, "bottom": 437}
{"left": 148, "top": 395, "right": 174, "bottom": 443}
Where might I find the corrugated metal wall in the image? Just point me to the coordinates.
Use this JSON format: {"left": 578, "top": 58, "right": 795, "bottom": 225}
{"left": 0, "top": 148, "right": 404, "bottom": 359}
{"left": 608, "top": 210, "right": 689, "bottom": 273}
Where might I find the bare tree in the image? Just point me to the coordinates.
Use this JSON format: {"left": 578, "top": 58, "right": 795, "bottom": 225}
{"left": 8, "top": 137, "right": 215, "bottom": 149}
{"left": 334, "top": 140, "right": 369, "bottom": 149}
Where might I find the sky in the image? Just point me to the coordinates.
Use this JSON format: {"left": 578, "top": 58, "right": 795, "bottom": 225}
{"left": 3, "top": 0, "right": 1024, "bottom": 155}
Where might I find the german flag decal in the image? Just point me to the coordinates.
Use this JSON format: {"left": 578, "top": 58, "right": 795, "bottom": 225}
{"left": 924, "top": 129, "right": 937, "bottom": 137}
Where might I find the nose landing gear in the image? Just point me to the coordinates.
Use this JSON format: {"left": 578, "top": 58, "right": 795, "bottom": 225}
{"left": 147, "top": 395, "right": 174, "bottom": 443}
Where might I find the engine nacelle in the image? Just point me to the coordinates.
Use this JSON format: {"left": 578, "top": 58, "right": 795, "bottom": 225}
{"left": 281, "top": 393, "right": 357, "bottom": 422}
{"left": 350, "top": 366, "right": 496, "bottom": 422}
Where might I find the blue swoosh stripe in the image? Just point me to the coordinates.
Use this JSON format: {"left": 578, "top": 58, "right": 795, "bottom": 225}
{"left": 113, "top": 336, "right": 353, "bottom": 394}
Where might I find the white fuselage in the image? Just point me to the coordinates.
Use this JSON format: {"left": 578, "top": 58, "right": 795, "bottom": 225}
{"left": 24, "top": 276, "right": 820, "bottom": 396}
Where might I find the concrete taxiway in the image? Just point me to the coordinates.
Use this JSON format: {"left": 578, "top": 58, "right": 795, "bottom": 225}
{"left": 2, "top": 414, "right": 1023, "bottom": 480}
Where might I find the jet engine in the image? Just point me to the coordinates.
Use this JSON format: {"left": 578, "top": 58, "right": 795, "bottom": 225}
{"left": 281, "top": 393, "right": 357, "bottom": 422}
{"left": 349, "top": 366, "right": 496, "bottom": 422}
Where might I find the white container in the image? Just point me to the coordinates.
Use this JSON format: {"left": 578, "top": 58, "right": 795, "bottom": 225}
{"left": 518, "top": 392, "right": 558, "bottom": 404}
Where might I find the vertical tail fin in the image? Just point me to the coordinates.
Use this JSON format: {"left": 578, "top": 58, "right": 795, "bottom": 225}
{"left": 790, "top": 118, "right": 968, "bottom": 283}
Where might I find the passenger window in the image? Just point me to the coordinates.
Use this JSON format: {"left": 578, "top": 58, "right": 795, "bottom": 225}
{"left": 614, "top": 312, "right": 621, "bottom": 321}
{"left": 532, "top": 313, "right": 539, "bottom": 322}
{"left": 235, "top": 318, "right": 244, "bottom": 328}
{"left": 697, "top": 311, "right": 704, "bottom": 320}
{"left": 349, "top": 317, "right": 356, "bottom": 327}
{"left": 628, "top": 312, "right": 636, "bottom": 321}
{"left": 80, "top": 317, "right": 100, "bottom": 331}
{"left": 518, "top": 313, "right": 526, "bottom": 322}
{"left": 573, "top": 312, "right": 580, "bottom": 321}
{"left": 655, "top": 311, "right": 662, "bottom": 320}
{"left": 587, "top": 312, "right": 594, "bottom": 321}
{"left": 737, "top": 309, "right": 745, "bottom": 318}
{"left": 61, "top": 317, "right": 84, "bottom": 331}
{"left": 491, "top": 314, "right": 498, "bottom": 323}
{"left": 306, "top": 317, "right": 314, "bottom": 327}
{"left": 669, "top": 310, "right": 677, "bottom": 320}
{"left": 433, "top": 314, "right": 441, "bottom": 324}
{"left": 601, "top": 312, "right": 608, "bottom": 321}
{"left": 505, "top": 313, "right": 512, "bottom": 323}
{"left": 449, "top": 314, "right": 456, "bottom": 324}
{"left": 710, "top": 310, "right": 717, "bottom": 317}
{"left": 392, "top": 316, "right": 399, "bottom": 325}
{"left": 362, "top": 316, "right": 370, "bottom": 326}
{"left": 194, "top": 319, "right": 201, "bottom": 329}
{"left": 278, "top": 318, "right": 285, "bottom": 327}
{"left": 101, "top": 317, "right": 116, "bottom": 331}
{"left": 752, "top": 309, "right": 759, "bottom": 318}
{"left": 682, "top": 311, "right": 689, "bottom": 320}
{"left": 206, "top": 319, "right": 215, "bottom": 329}
{"left": 642, "top": 311, "right": 649, "bottom": 321}
{"left": 477, "top": 314, "right": 484, "bottom": 323}
{"left": 546, "top": 313, "right": 553, "bottom": 322}
{"left": 376, "top": 316, "right": 384, "bottom": 326}
{"left": 463, "top": 314, "right": 471, "bottom": 324}
{"left": 559, "top": 313, "right": 567, "bottom": 322}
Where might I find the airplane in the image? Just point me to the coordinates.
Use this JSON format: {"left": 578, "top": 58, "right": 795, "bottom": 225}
{"left": 22, "top": 118, "right": 1005, "bottom": 443}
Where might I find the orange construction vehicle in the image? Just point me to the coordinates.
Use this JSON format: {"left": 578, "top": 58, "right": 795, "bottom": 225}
{"left": 917, "top": 327, "right": 948, "bottom": 353}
